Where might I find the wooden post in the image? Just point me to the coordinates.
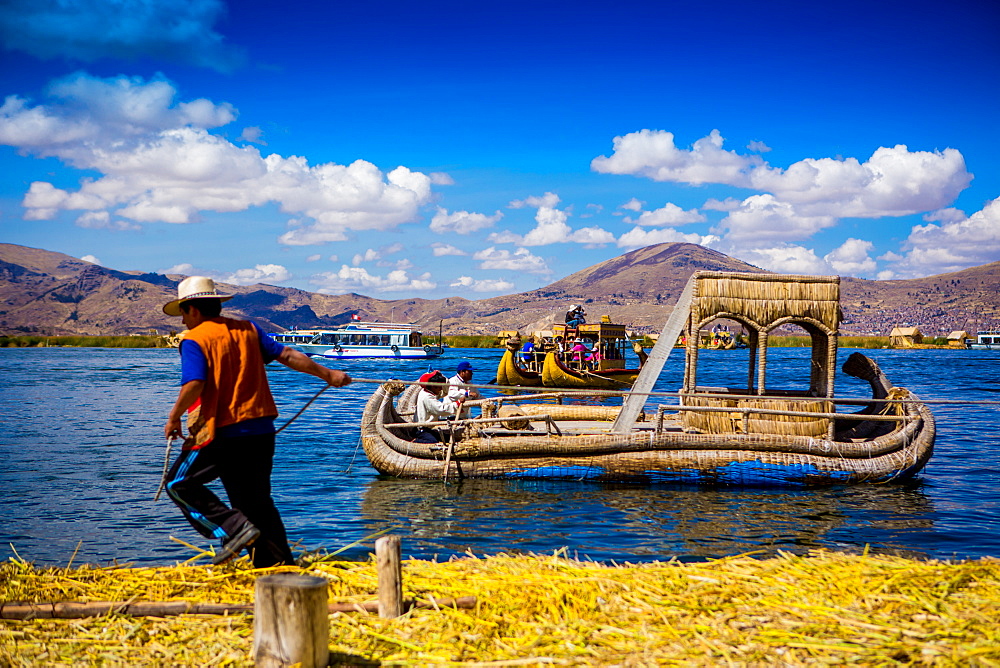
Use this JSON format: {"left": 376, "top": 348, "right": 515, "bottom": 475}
{"left": 253, "top": 574, "right": 329, "bottom": 668}
{"left": 376, "top": 535, "right": 403, "bottom": 618}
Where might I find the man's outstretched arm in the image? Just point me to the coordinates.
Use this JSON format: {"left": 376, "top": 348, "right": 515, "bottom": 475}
{"left": 276, "top": 347, "right": 352, "bottom": 387}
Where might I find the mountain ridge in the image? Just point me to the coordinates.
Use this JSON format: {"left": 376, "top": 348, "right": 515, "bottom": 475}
{"left": 1, "top": 242, "right": 998, "bottom": 337}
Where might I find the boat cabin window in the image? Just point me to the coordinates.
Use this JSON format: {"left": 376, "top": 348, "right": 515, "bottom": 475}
{"left": 410, "top": 332, "right": 422, "bottom": 347}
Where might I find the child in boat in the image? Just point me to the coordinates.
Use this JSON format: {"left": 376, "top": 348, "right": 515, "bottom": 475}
{"left": 414, "top": 370, "right": 456, "bottom": 442}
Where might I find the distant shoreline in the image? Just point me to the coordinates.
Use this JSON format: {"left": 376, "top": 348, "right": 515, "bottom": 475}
{"left": 0, "top": 333, "right": 965, "bottom": 350}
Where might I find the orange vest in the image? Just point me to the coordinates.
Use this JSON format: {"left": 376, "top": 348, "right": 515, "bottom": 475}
{"left": 183, "top": 317, "right": 278, "bottom": 449}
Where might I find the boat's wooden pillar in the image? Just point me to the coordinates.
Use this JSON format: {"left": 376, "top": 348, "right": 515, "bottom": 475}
{"left": 756, "top": 331, "right": 769, "bottom": 395}
{"left": 746, "top": 328, "right": 759, "bottom": 394}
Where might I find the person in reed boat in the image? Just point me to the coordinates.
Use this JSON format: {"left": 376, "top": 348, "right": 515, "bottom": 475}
{"left": 161, "top": 276, "right": 351, "bottom": 567}
{"left": 565, "top": 304, "right": 586, "bottom": 328}
{"left": 585, "top": 343, "right": 602, "bottom": 370}
{"left": 520, "top": 338, "right": 536, "bottom": 366}
{"left": 447, "top": 361, "right": 481, "bottom": 419}
{"left": 414, "top": 370, "right": 456, "bottom": 443}
{"left": 569, "top": 339, "right": 590, "bottom": 369}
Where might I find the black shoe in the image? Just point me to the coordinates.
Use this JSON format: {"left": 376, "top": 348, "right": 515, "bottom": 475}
{"left": 212, "top": 522, "right": 261, "bottom": 565}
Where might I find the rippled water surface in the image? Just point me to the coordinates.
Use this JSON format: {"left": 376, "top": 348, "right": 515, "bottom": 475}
{"left": 1, "top": 346, "right": 998, "bottom": 566}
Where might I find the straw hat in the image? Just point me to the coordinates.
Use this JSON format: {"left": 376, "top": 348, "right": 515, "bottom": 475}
{"left": 163, "top": 276, "right": 233, "bottom": 316}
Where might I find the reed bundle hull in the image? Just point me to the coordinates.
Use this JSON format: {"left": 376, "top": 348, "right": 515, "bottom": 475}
{"left": 360, "top": 372, "right": 934, "bottom": 487}
{"left": 496, "top": 349, "right": 542, "bottom": 387}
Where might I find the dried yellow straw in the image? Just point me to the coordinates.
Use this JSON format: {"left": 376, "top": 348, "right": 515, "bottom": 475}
{"left": 2, "top": 549, "right": 998, "bottom": 666}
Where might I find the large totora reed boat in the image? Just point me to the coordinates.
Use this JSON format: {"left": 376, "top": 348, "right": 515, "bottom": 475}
{"left": 498, "top": 321, "right": 644, "bottom": 390}
{"left": 360, "top": 271, "right": 935, "bottom": 486}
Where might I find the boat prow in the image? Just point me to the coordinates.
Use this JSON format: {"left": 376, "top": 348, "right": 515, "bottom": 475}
{"left": 496, "top": 349, "right": 543, "bottom": 387}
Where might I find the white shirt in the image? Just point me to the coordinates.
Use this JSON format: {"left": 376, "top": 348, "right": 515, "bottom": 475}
{"left": 447, "top": 374, "right": 481, "bottom": 402}
{"left": 448, "top": 373, "right": 480, "bottom": 418}
{"left": 415, "top": 389, "right": 456, "bottom": 424}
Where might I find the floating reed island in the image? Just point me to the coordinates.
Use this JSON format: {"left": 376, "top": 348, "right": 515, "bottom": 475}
{"left": 2, "top": 550, "right": 999, "bottom": 665}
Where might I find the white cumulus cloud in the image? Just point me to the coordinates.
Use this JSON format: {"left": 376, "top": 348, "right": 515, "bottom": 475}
{"left": 823, "top": 238, "right": 877, "bottom": 276}
{"left": 617, "top": 227, "right": 715, "bottom": 249}
{"left": 749, "top": 145, "right": 972, "bottom": 218}
{"left": 75, "top": 210, "right": 139, "bottom": 230}
{"left": 431, "top": 243, "right": 467, "bottom": 256}
{"left": 714, "top": 194, "right": 837, "bottom": 242}
{"left": 158, "top": 262, "right": 292, "bottom": 285}
{"left": 499, "top": 192, "right": 614, "bottom": 247}
{"left": 734, "top": 245, "right": 833, "bottom": 275}
{"left": 591, "top": 129, "right": 761, "bottom": 186}
{"left": 625, "top": 202, "right": 706, "bottom": 226}
{"left": 473, "top": 247, "right": 551, "bottom": 275}
{"left": 429, "top": 207, "right": 502, "bottom": 235}
{"left": 0, "top": 74, "right": 434, "bottom": 243}
{"left": 883, "top": 196, "right": 1000, "bottom": 277}
{"left": 450, "top": 276, "right": 515, "bottom": 293}
{"left": 310, "top": 266, "right": 437, "bottom": 294}
{"left": 224, "top": 264, "right": 292, "bottom": 286}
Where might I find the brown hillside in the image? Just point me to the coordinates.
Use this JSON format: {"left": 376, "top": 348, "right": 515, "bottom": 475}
{"left": 539, "top": 243, "right": 763, "bottom": 302}
{"left": 1, "top": 242, "right": 998, "bottom": 337}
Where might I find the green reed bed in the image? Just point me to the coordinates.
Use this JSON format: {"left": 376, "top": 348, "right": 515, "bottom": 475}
{"left": 440, "top": 335, "right": 500, "bottom": 348}
{"left": 765, "top": 336, "right": 892, "bottom": 349}
{"left": 0, "top": 335, "right": 171, "bottom": 348}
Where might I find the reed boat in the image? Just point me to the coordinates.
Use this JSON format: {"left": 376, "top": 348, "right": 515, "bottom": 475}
{"left": 360, "top": 271, "right": 935, "bottom": 486}
{"left": 497, "top": 321, "right": 643, "bottom": 390}
{"left": 496, "top": 348, "right": 543, "bottom": 387}
{"left": 540, "top": 351, "right": 640, "bottom": 389}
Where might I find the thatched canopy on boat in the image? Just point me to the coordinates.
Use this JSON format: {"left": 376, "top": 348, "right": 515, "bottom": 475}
{"left": 681, "top": 272, "right": 842, "bottom": 437}
{"left": 689, "top": 272, "right": 841, "bottom": 333}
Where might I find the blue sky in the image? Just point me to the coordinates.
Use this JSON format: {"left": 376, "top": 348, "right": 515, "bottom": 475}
{"left": 1, "top": 0, "right": 998, "bottom": 298}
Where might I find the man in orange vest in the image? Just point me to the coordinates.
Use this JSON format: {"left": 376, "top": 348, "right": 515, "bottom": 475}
{"left": 162, "top": 276, "right": 351, "bottom": 567}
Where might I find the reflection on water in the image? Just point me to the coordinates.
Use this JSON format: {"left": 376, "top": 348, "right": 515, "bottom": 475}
{"left": 0, "top": 346, "right": 998, "bottom": 566}
{"left": 357, "top": 477, "right": 937, "bottom": 562}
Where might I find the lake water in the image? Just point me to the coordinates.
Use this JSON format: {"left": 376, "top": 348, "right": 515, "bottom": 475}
{"left": 1, "top": 346, "right": 998, "bottom": 567}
